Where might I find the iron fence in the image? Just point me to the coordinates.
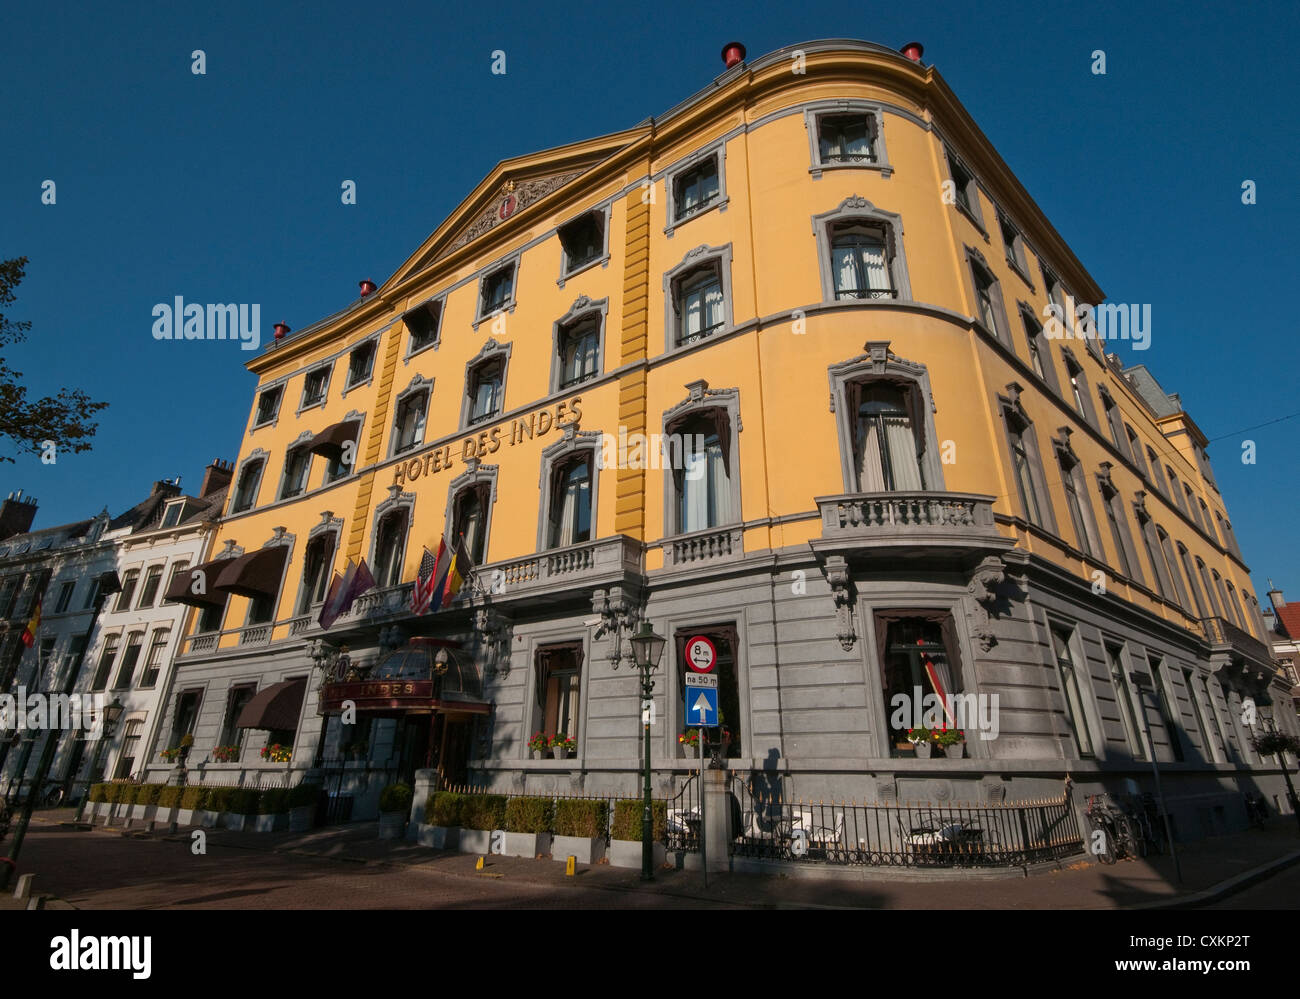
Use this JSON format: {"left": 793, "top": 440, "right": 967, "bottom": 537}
{"left": 730, "top": 775, "right": 1081, "bottom": 869}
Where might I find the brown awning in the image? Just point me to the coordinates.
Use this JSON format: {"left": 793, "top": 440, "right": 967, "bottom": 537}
{"left": 162, "top": 558, "right": 230, "bottom": 608}
{"left": 308, "top": 419, "right": 361, "bottom": 461}
{"left": 236, "top": 678, "right": 307, "bottom": 731}
{"left": 213, "top": 545, "right": 289, "bottom": 599}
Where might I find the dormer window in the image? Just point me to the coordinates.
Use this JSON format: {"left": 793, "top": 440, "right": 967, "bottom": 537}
{"left": 161, "top": 500, "right": 184, "bottom": 528}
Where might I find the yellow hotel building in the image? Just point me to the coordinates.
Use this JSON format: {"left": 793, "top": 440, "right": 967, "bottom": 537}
{"left": 152, "top": 39, "right": 1296, "bottom": 835}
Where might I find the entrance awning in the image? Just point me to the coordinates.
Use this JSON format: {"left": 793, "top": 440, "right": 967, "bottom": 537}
{"left": 213, "top": 545, "right": 289, "bottom": 599}
{"left": 236, "top": 678, "right": 307, "bottom": 731}
{"left": 162, "top": 558, "right": 231, "bottom": 608}
{"left": 308, "top": 419, "right": 361, "bottom": 461}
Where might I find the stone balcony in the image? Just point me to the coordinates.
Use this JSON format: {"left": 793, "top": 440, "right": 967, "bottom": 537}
{"left": 1202, "top": 615, "right": 1274, "bottom": 669}
{"left": 810, "top": 491, "right": 1012, "bottom": 566}
{"left": 660, "top": 524, "right": 745, "bottom": 571}
{"left": 475, "top": 534, "right": 643, "bottom": 608}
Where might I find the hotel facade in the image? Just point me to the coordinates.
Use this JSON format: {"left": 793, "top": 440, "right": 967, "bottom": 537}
{"left": 152, "top": 39, "right": 1296, "bottom": 837}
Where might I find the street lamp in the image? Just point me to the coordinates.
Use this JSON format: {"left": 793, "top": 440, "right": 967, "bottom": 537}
{"left": 625, "top": 621, "right": 666, "bottom": 881}
{"left": 1129, "top": 670, "right": 1182, "bottom": 883}
{"left": 90, "top": 696, "right": 126, "bottom": 782}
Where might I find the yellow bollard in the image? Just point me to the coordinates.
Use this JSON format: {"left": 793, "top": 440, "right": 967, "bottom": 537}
{"left": 476, "top": 856, "right": 484, "bottom": 871}
{"left": 566, "top": 855, "right": 576, "bottom": 877}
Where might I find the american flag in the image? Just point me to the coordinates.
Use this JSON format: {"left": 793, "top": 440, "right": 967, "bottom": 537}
{"left": 409, "top": 544, "right": 440, "bottom": 615}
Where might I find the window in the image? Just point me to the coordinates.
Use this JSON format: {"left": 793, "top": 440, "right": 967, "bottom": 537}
{"left": 81, "top": 576, "right": 100, "bottom": 611}
{"left": 817, "top": 113, "right": 876, "bottom": 165}
{"left": 1126, "top": 426, "right": 1146, "bottom": 475}
{"left": 1099, "top": 389, "right": 1126, "bottom": 454}
{"left": 670, "top": 261, "right": 726, "bottom": 345}
{"left": 1156, "top": 527, "right": 1190, "bottom": 609}
{"left": 347, "top": 341, "right": 376, "bottom": 387}
{"left": 301, "top": 367, "right": 330, "bottom": 409}
{"left": 231, "top": 458, "right": 265, "bottom": 513}
{"left": 877, "top": 616, "right": 962, "bottom": 757}
{"left": 1100, "top": 478, "right": 1140, "bottom": 581}
{"left": 218, "top": 685, "right": 257, "bottom": 758}
{"left": 1225, "top": 582, "right": 1247, "bottom": 631}
{"left": 676, "top": 625, "right": 742, "bottom": 757}
{"left": 1177, "top": 544, "right": 1208, "bottom": 619}
{"left": 392, "top": 388, "right": 429, "bottom": 455}
{"left": 139, "top": 630, "right": 169, "bottom": 688}
{"left": 246, "top": 593, "right": 275, "bottom": 626}
{"left": 254, "top": 385, "right": 283, "bottom": 426}
{"left": 558, "top": 211, "right": 606, "bottom": 275}
{"left": 1211, "top": 569, "right": 1232, "bottom": 623}
{"left": 1183, "top": 667, "right": 1219, "bottom": 762}
{"left": 112, "top": 632, "right": 144, "bottom": 689}
{"left": 1063, "top": 353, "right": 1092, "bottom": 422}
{"left": 672, "top": 156, "right": 720, "bottom": 221}
{"left": 405, "top": 300, "right": 442, "bottom": 353}
{"left": 535, "top": 643, "right": 583, "bottom": 744}
{"left": 62, "top": 636, "right": 87, "bottom": 688}
{"left": 1198, "top": 673, "right": 1228, "bottom": 761}
{"left": 1058, "top": 450, "right": 1100, "bottom": 558}
{"left": 136, "top": 565, "right": 164, "bottom": 609}
{"left": 969, "top": 255, "right": 1009, "bottom": 342}
{"left": 1165, "top": 467, "right": 1185, "bottom": 514}
{"left": 479, "top": 263, "right": 515, "bottom": 318}
{"left": 547, "top": 455, "right": 592, "bottom": 548}
{"left": 1148, "top": 657, "right": 1185, "bottom": 762}
{"left": 279, "top": 445, "right": 311, "bottom": 500}
{"left": 466, "top": 358, "right": 504, "bottom": 425}
{"left": 670, "top": 412, "right": 735, "bottom": 533}
{"left": 832, "top": 223, "right": 896, "bottom": 300}
{"left": 946, "top": 150, "right": 981, "bottom": 225}
{"left": 167, "top": 561, "right": 189, "bottom": 594}
{"left": 1217, "top": 513, "right": 1242, "bottom": 559}
{"left": 852, "top": 381, "right": 926, "bottom": 491}
{"left": 1137, "top": 513, "right": 1170, "bottom": 598}
{"left": 1198, "top": 498, "right": 1214, "bottom": 538}
{"left": 197, "top": 603, "right": 225, "bottom": 634}
{"left": 0, "top": 576, "right": 19, "bottom": 618}
{"left": 556, "top": 315, "right": 601, "bottom": 389}
{"left": 1105, "top": 644, "right": 1145, "bottom": 760}
{"left": 161, "top": 501, "right": 184, "bottom": 528}
{"left": 1146, "top": 448, "right": 1166, "bottom": 491}
{"left": 1021, "top": 307, "right": 1054, "bottom": 386}
{"left": 115, "top": 570, "right": 140, "bottom": 612}
{"left": 1003, "top": 406, "right": 1049, "bottom": 528}
{"left": 1183, "top": 485, "right": 1201, "bottom": 529}
{"left": 373, "top": 510, "right": 409, "bottom": 589}
{"left": 170, "top": 690, "right": 203, "bottom": 746}
{"left": 1050, "top": 626, "right": 1094, "bottom": 757}
{"left": 297, "top": 533, "right": 336, "bottom": 614}
{"left": 53, "top": 580, "right": 74, "bottom": 614}
{"left": 999, "top": 212, "right": 1027, "bottom": 273}
{"left": 452, "top": 485, "right": 490, "bottom": 564}
{"left": 115, "top": 720, "right": 143, "bottom": 780}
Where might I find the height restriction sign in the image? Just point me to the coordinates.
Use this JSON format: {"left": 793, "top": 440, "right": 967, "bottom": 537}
{"left": 685, "top": 635, "right": 717, "bottom": 673}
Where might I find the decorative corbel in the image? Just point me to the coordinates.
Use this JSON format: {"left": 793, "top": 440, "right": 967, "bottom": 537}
{"left": 596, "top": 585, "right": 641, "bottom": 668}
{"left": 475, "top": 606, "right": 512, "bottom": 676}
{"left": 824, "top": 556, "right": 857, "bottom": 651}
{"left": 967, "top": 555, "right": 1005, "bottom": 652}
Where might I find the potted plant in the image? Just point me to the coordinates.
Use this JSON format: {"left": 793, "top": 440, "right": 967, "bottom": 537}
{"left": 503, "top": 796, "right": 554, "bottom": 858}
{"left": 907, "top": 727, "right": 933, "bottom": 758}
{"left": 378, "top": 782, "right": 414, "bottom": 839}
{"left": 1253, "top": 732, "right": 1300, "bottom": 757}
{"left": 551, "top": 733, "right": 576, "bottom": 760}
{"left": 608, "top": 798, "right": 668, "bottom": 870}
{"left": 458, "top": 794, "right": 507, "bottom": 855}
{"left": 552, "top": 799, "right": 609, "bottom": 865}
{"left": 159, "top": 746, "right": 184, "bottom": 763}
{"left": 527, "top": 732, "right": 549, "bottom": 761}
{"left": 260, "top": 743, "right": 293, "bottom": 764}
{"left": 211, "top": 745, "right": 240, "bottom": 764}
{"left": 421, "top": 791, "right": 463, "bottom": 849}
{"left": 934, "top": 726, "right": 965, "bottom": 759}
{"left": 678, "top": 728, "right": 701, "bottom": 754}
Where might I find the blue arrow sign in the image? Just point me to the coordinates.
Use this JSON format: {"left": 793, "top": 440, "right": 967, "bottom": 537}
{"left": 688, "top": 687, "right": 719, "bottom": 727}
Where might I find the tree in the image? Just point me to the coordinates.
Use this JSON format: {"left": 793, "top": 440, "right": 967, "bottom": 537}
{"left": 0, "top": 257, "right": 108, "bottom": 463}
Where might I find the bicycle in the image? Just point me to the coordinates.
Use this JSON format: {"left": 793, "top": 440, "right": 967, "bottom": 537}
{"left": 1086, "top": 793, "right": 1143, "bottom": 863}
{"left": 1135, "top": 792, "right": 1167, "bottom": 854}
{"left": 1244, "top": 792, "right": 1268, "bottom": 829}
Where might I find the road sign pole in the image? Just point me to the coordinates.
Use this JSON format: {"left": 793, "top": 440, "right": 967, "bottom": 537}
{"left": 699, "top": 728, "right": 707, "bottom": 889}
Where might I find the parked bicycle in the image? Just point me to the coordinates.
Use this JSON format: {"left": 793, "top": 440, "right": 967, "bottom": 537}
{"left": 1132, "top": 792, "right": 1167, "bottom": 855}
{"left": 1244, "top": 792, "right": 1268, "bottom": 829}
{"left": 1086, "top": 794, "right": 1139, "bottom": 864}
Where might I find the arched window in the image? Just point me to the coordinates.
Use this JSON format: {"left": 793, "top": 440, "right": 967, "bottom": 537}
{"left": 453, "top": 485, "right": 491, "bottom": 564}
{"left": 547, "top": 454, "right": 592, "bottom": 548}
{"left": 673, "top": 412, "right": 734, "bottom": 533}
{"left": 851, "top": 381, "right": 925, "bottom": 491}
{"left": 297, "top": 532, "right": 337, "bottom": 615}
{"left": 830, "top": 223, "right": 892, "bottom": 300}
{"left": 373, "top": 510, "right": 409, "bottom": 589}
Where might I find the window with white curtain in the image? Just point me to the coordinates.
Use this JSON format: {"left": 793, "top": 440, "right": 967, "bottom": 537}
{"left": 548, "top": 455, "right": 592, "bottom": 549}
{"left": 393, "top": 391, "right": 428, "bottom": 453}
{"left": 558, "top": 317, "right": 600, "bottom": 388}
{"left": 673, "top": 158, "right": 720, "bottom": 220}
{"left": 853, "top": 382, "right": 924, "bottom": 491}
{"left": 468, "top": 360, "right": 504, "bottom": 424}
{"left": 675, "top": 266, "right": 725, "bottom": 345}
{"left": 818, "top": 115, "right": 875, "bottom": 164}
{"left": 678, "top": 425, "right": 732, "bottom": 533}
{"left": 831, "top": 224, "right": 892, "bottom": 299}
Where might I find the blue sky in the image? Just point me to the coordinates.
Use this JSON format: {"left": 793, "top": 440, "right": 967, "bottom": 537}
{"left": 3, "top": 0, "right": 1298, "bottom": 597}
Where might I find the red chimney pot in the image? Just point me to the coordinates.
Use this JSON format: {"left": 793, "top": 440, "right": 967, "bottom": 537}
{"left": 359, "top": 279, "right": 377, "bottom": 297}
{"left": 273, "top": 322, "right": 291, "bottom": 341}
{"left": 900, "top": 41, "right": 924, "bottom": 63}
{"left": 721, "top": 42, "right": 746, "bottom": 69}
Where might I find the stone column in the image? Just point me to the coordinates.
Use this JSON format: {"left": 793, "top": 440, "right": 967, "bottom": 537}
{"left": 701, "top": 769, "right": 731, "bottom": 873}
{"left": 411, "top": 768, "right": 436, "bottom": 840}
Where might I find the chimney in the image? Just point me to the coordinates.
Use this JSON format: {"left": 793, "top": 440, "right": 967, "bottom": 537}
{"left": 0, "top": 491, "right": 38, "bottom": 541}
{"left": 151, "top": 479, "right": 182, "bottom": 499}
{"left": 1268, "top": 580, "right": 1285, "bottom": 613}
{"left": 201, "top": 458, "right": 234, "bottom": 498}
{"left": 721, "top": 42, "right": 746, "bottom": 69}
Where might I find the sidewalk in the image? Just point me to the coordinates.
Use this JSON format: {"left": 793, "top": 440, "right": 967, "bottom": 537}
{"left": 5, "top": 808, "right": 1300, "bottom": 909}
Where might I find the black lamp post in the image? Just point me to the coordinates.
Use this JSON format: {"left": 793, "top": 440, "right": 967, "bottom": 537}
{"left": 1, "top": 568, "right": 120, "bottom": 890}
{"left": 625, "top": 620, "right": 666, "bottom": 881}
{"left": 89, "top": 695, "right": 126, "bottom": 783}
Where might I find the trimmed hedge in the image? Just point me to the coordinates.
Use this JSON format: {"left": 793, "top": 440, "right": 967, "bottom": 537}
{"left": 553, "top": 799, "right": 608, "bottom": 839}
{"left": 258, "top": 788, "right": 288, "bottom": 815}
{"left": 86, "top": 782, "right": 317, "bottom": 817}
{"left": 378, "top": 782, "right": 413, "bottom": 815}
{"left": 134, "top": 784, "right": 164, "bottom": 805}
{"left": 611, "top": 799, "right": 667, "bottom": 842}
{"left": 426, "top": 791, "right": 464, "bottom": 827}
{"left": 227, "top": 788, "right": 260, "bottom": 815}
{"left": 505, "top": 796, "right": 554, "bottom": 834}
{"left": 289, "top": 783, "right": 320, "bottom": 808}
{"left": 88, "top": 784, "right": 106, "bottom": 803}
{"left": 180, "top": 786, "right": 207, "bottom": 811}
{"left": 461, "top": 794, "right": 507, "bottom": 831}
{"left": 157, "top": 786, "right": 182, "bottom": 809}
